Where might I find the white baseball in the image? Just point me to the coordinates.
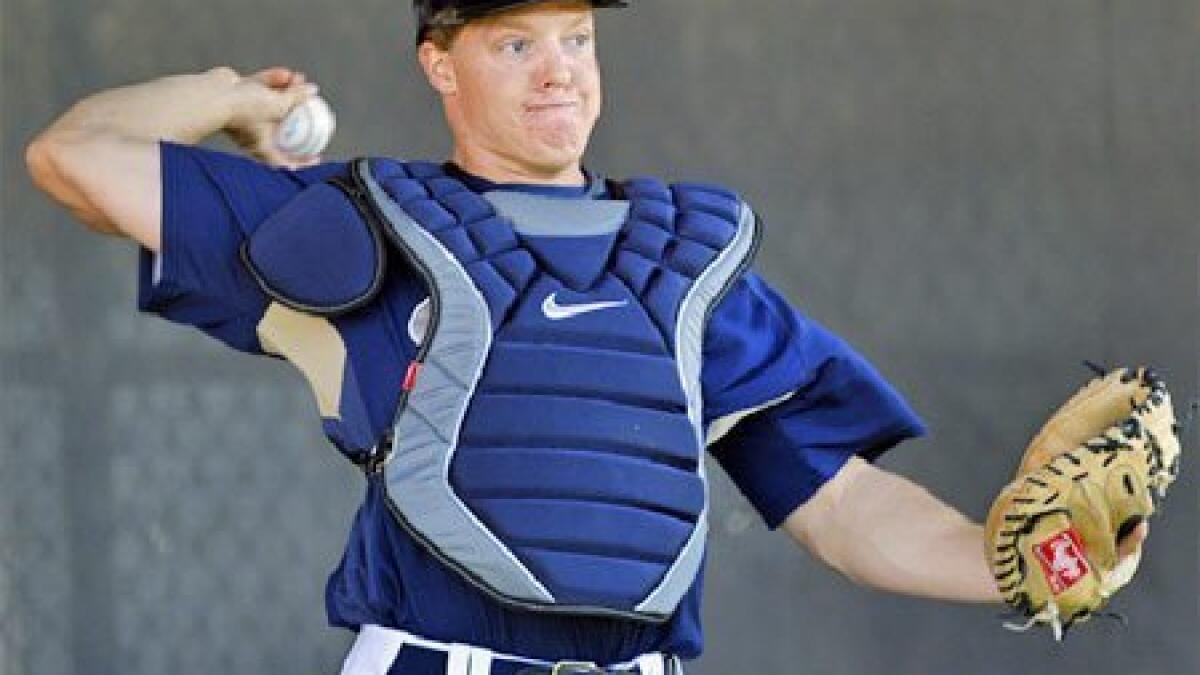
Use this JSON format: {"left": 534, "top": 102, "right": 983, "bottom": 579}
{"left": 275, "top": 96, "right": 336, "bottom": 159}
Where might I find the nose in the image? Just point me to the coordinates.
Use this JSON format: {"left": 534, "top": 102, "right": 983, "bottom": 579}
{"left": 537, "top": 44, "right": 572, "bottom": 89}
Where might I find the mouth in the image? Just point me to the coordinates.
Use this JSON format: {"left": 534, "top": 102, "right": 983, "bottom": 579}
{"left": 520, "top": 100, "right": 589, "bottom": 148}
{"left": 525, "top": 101, "right": 580, "bottom": 114}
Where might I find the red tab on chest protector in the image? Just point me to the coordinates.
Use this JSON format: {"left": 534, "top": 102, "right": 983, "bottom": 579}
{"left": 1034, "top": 528, "right": 1091, "bottom": 595}
{"left": 403, "top": 362, "right": 422, "bottom": 391}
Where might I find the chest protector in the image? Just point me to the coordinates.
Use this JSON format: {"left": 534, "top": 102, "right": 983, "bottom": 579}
{"left": 244, "top": 158, "right": 759, "bottom": 622}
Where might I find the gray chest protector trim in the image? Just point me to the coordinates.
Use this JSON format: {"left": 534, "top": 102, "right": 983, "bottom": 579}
{"left": 358, "top": 160, "right": 759, "bottom": 621}
{"left": 484, "top": 189, "right": 631, "bottom": 236}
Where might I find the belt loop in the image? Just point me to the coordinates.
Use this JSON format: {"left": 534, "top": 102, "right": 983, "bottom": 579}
{"left": 447, "top": 644, "right": 472, "bottom": 675}
{"left": 468, "top": 646, "right": 494, "bottom": 675}
{"left": 633, "top": 654, "right": 664, "bottom": 675}
{"left": 340, "top": 625, "right": 406, "bottom": 675}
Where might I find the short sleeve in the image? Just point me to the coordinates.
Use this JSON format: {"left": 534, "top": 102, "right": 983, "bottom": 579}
{"left": 137, "top": 142, "right": 348, "bottom": 352}
{"left": 703, "top": 273, "right": 927, "bottom": 528}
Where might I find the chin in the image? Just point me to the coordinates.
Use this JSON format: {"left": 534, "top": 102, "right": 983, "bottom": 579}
{"left": 524, "top": 153, "right": 584, "bottom": 179}
{"left": 524, "top": 139, "right": 587, "bottom": 173}
{"left": 526, "top": 115, "right": 592, "bottom": 151}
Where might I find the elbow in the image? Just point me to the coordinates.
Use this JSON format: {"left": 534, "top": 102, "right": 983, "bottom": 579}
{"left": 23, "top": 129, "right": 118, "bottom": 236}
{"left": 803, "top": 530, "right": 884, "bottom": 590}
{"left": 805, "top": 532, "right": 868, "bottom": 587}
{"left": 25, "top": 128, "right": 84, "bottom": 197}
{"left": 785, "top": 505, "right": 864, "bottom": 586}
{"left": 24, "top": 133, "right": 59, "bottom": 192}
{"left": 824, "top": 554, "right": 876, "bottom": 590}
{"left": 782, "top": 457, "right": 893, "bottom": 590}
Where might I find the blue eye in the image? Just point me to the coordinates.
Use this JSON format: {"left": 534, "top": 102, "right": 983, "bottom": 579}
{"left": 567, "top": 32, "right": 592, "bottom": 50}
{"left": 501, "top": 38, "right": 530, "bottom": 56}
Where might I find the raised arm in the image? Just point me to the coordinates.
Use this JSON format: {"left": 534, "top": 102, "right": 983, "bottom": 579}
{"left": 24, "top": 66, "right": 317, "bottom": 252}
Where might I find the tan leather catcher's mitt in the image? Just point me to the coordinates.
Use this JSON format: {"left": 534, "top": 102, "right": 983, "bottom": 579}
{"left": 984, "top": 367, "right": 1181, "bottom": 639}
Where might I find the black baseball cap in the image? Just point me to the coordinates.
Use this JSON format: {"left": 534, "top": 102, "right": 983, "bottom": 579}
{"left": 414, "top": 0, "right": 628, "bottom": 44}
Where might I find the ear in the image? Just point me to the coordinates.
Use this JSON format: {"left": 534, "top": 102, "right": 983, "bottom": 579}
{"left": 418, "top": 42, "right": 457, "bottom": 95}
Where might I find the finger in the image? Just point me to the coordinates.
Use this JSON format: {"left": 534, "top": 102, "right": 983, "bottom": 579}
{"left": 270, "top": 83, "right": 320, "bottom": 121}
{"left": 256, "top": 145, "right": 295, "bottom": 169}
{"left": 275, "top": 70, "right": 307, "bottom": 88}
{"left": 254, "top": 135, "right": 316, "bottom": 169}
{"left": 245, "top": 82, "right": 318, "bottom": 122}
{"left": 249, "top": 66, "right": 295, "bottom": 89}
{"left": 292, "top": 154, "right": 324, "bottom": 169}
{"left": 286, "top": 82, "right": 320, "bottom": 110}
{"left": 206, "top": 65, "right": 242, "bottom": 85}
{"left": 1116, "top": 520, "right": 1149, "bottom": 559}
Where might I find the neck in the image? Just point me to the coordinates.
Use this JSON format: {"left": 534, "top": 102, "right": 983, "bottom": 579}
{"left": 451, "top": 146, "right": 586, "bottom": 187}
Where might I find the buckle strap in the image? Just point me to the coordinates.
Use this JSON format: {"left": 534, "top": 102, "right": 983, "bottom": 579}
{"left": 515, "top": 662, "right": 607, "bottom": 675}
{"left": 514, "top": 655, "right": 680, "bottom": 675}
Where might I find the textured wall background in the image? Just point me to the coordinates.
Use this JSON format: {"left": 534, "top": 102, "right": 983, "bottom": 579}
{"left": 2, "top": 1, "right": 1196, "bottom": 674}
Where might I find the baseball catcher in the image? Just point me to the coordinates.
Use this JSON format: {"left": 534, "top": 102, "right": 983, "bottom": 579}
{"left": 25, "top": 0, "right": 1190, "bottom": 670}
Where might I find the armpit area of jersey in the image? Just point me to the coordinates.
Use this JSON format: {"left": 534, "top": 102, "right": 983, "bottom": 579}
{"left": 709, "top": 348, "right": 927, "bottom": 528}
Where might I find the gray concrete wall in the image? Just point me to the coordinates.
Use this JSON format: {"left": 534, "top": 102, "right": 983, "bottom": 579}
{"left": 2, "top": 1, "right": 1196, "bottom": 673}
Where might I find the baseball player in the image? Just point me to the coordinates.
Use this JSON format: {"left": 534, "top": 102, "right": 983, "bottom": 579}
{"left": 25, "top": 1, "right": 1179, "bottom": 673}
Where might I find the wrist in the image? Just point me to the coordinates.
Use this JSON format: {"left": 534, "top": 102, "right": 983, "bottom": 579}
{"left": 166, "top": 67, "right": 243, "bottom": 144}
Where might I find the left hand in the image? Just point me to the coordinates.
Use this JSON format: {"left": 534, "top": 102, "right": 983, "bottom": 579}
{"left": 984, "top": 367, "right": 1181, "bottom": 639}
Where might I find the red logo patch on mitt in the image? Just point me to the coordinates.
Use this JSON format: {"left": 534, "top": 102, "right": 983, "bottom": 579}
{"left": 1034, "top": 528, "right": 1091, "bottom": 595}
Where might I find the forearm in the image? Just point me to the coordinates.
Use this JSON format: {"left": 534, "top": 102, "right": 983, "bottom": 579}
{"left": 786, "top": 457, "right": 1002, "bottom": 604}
{"left": 37, "top": 67, "right": 238, "bottom": 146}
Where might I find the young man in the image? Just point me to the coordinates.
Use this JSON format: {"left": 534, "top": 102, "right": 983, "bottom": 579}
{"left": 25, "top": 1, "right": 1147, "bottom": 673}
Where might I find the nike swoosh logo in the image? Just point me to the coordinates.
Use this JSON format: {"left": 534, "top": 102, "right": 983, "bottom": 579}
{"left": 541, "top": 293, "right": 629, "bottom": 321}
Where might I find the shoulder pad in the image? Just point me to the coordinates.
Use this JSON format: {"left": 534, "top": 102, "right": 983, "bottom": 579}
{"left": 241, "top": 177, "right": 386, "bottom": 316}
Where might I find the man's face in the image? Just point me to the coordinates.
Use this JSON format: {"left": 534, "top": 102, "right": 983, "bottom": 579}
{"left": 422, "top": 2, "right": 602, "bottom": 181}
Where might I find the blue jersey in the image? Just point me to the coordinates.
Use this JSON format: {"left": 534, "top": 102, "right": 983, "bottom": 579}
{"left": 138, "top": 142, "right": 926, "bottom": 666}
